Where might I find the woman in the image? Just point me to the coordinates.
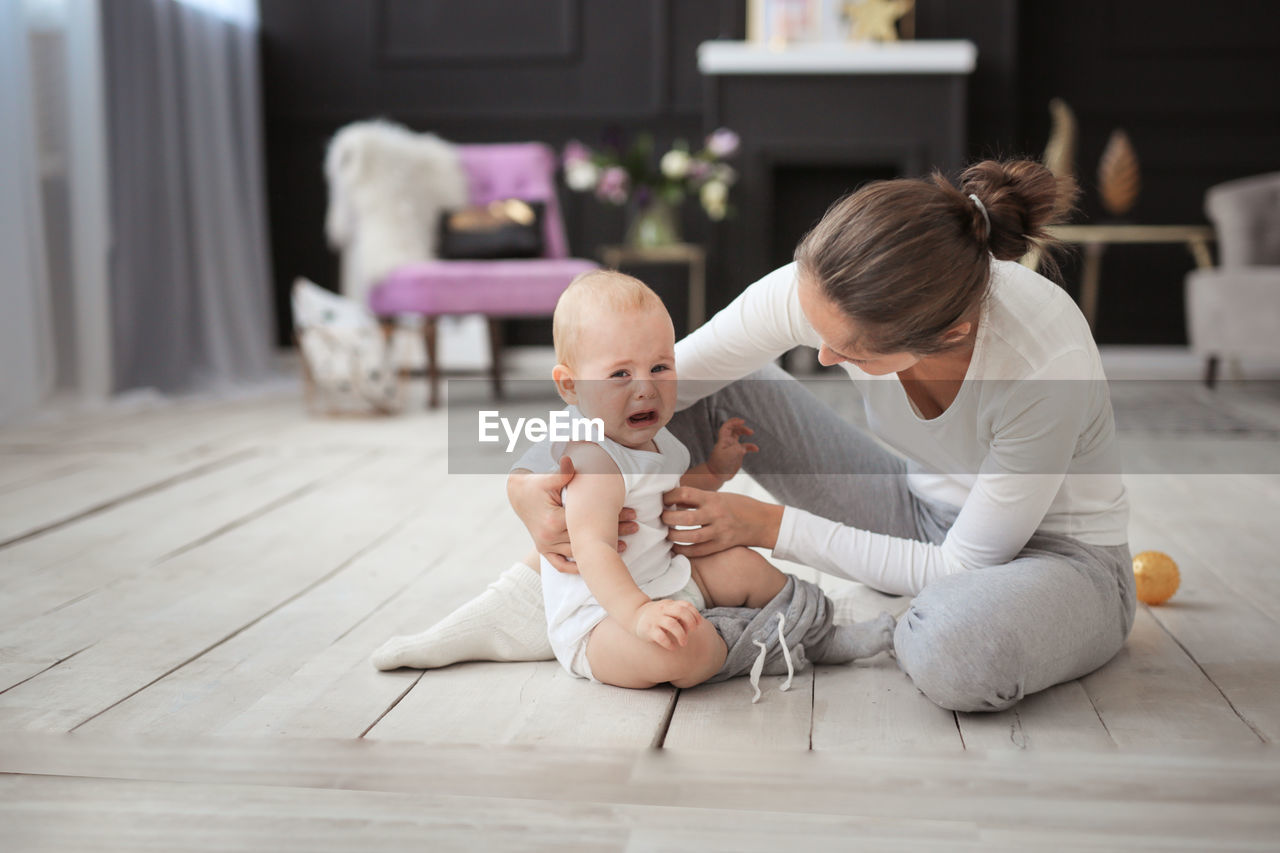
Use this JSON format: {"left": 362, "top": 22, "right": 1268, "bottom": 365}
{"left": 374, "top": 159, "right": 1136, "bottom": 714}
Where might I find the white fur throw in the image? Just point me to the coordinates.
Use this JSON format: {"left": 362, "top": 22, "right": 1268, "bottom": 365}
{"left": 324, "top": 120, "right": 469, "bottom": 309}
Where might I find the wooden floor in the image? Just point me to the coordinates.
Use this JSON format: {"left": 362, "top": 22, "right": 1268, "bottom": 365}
{"left": 1, "top": 373, "right": 1278, "bottom": 850}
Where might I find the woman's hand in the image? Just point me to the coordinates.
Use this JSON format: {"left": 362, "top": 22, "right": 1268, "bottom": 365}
{"left": 660, "top": 486, "right": 785, "bottom": 557}
{"left": 508, "top": 455, "right": 639, "bottom": 573}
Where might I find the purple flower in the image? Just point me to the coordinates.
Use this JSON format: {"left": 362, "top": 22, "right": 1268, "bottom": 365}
{"left": 563, "top": 140, "right": 592, "bottom": 168}
{"left": 688, "top": 160, "right": 712, "bottom": 182}
{"left": 596, "top": 166, "right": 630, "bottom": 205}
{"left": 705, "top": 128, "right": 740, "bottom": 159}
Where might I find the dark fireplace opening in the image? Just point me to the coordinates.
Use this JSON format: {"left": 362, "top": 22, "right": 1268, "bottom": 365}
{"left": 770, "top": 163, "right": 900, "bottom": 272}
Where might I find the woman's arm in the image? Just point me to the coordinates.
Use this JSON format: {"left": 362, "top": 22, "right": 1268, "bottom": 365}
{"left": 776, "top": 358, "right": 1093, "bottom": 595}
{"left": 665, "top": 357, "right": 1092, "bottom": 597}
{"left": 674, "top": 262, "right": 821, "bottom": 409}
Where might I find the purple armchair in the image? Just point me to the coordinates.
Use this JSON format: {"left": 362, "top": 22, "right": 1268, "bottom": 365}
{"left": 369, "top": 143, "right": 598, "bottom": 407}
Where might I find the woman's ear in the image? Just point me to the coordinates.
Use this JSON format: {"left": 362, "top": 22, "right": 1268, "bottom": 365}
{"left": 940, "top": 321, "right": 973, "bottom": 346}
{"left": 552, "top": 364, "right": 577, "bottom": 404}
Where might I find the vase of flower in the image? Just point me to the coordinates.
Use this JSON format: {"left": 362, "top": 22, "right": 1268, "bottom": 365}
{"left": 624, "top": 193, "right": 681, "bottom": 249}
{"left": 561, "top": 128, "right": 739, "bottom": 246}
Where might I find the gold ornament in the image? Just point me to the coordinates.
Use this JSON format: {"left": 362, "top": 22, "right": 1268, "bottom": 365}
{"left": 1042, "top": 98, "right": 1077, "bottom": 182}
{"left": 1132, "top": 550, "right": 1180, "bottom": 606}
{"left": 1097, "top": 129, "right": 1141, "bottom": 217}
{"left": 843, "top": 0, "right": 915, "bottom": 43}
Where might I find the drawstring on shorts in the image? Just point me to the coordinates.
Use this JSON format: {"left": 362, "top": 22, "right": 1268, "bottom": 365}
{"left": 748, "top": 612, "right": 795, "bottom": 704}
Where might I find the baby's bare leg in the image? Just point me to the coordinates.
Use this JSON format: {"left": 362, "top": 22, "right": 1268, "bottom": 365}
{"left": 691, "top": 547, "right": 896, "bottom": 663}
{"left": 585, "top": 616, "right": 727, "bottom": 689}
{"left": 689, "top": 546, "right": 788, "bottom": 609}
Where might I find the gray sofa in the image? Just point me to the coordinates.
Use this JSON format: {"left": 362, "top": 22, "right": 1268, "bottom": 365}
{"left": 1185, "top": 172, "right": 1280, "bottom": 386}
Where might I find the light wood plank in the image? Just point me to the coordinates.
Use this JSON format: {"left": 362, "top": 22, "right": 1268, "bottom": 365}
{"left": 1081, "top": 604, "right": 1263, "bottom": 747}
{"left": 0, "top": 452, "right": 440, "bottom": 729}
{"left": 1126, "top": 500, "right": 1279, "bottom": 742}
{"left": 368, "top": 658, "right": 678, "bottom": 749}
{"left": 1, "top": 736, "right": 1277, "bottom": 850}
{"left": 957, "top": 680, "right": 1115, "bottom": 751}
{"left": 0, "top": 771, "right": 989, "bottom": 853}
{"left": 0, "top": 450, "right": 252, "bottom": 546}
{"left": 811, "top": 581, "right": 962, "bottom": 752}
{"left": 213, "top": 497, "right": 527, "bottom": 739}
{"left": 0, "top": 451, "right": 103, "bottom": 493}
{"left": 218, "top": 484, "right": 676, "bottom": 748}
{"left": 73, "top": 473, "right": 505, "bottom": 737}
{"left": 1124, "top": 473, "right": 1280, "bottom": 623}
{"left": 663, "top": 670, "right": 814, "bottom": 750}
{"left": 810, "top": 657, "right": 963, "bottom": 752}
{"left": 0, "top": 395, "right": 301, "bottom": 455}
{"left": 0, "top": 450, "right": 366, "bottom": 628}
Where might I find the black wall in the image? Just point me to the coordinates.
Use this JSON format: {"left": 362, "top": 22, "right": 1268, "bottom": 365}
{"left": 260, "top": 0, "right": 1280, "bottom": 347}
{"left": 1014, "top": 1, "right": 1280, "bottom": 344}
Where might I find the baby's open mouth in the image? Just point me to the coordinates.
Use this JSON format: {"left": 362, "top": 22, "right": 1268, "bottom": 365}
{"left": 627, "top": 409, "right": 658, "bottom": 427}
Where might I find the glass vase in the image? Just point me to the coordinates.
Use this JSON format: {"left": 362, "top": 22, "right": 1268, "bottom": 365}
{"left": 624, "top": 196, "right": 682, "bottom": 249}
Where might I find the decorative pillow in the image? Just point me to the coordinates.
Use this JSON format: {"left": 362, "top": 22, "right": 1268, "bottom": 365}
{"left": 291, "top": 278, "right": 402, "bottom": 414}
{"left": 438, "top": 198, "right": 545, "bottom": 260}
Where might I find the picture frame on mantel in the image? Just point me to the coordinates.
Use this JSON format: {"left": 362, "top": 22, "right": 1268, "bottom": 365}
{"left": 747, "top": 0, "right": 916, "bottom": 46}
{"left": 747, "top": 0, "right": 840, "bottom": 47}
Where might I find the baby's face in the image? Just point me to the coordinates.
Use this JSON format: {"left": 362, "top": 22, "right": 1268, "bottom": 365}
{"left": 566, "top": 306, "right": 678, "bottom": 450}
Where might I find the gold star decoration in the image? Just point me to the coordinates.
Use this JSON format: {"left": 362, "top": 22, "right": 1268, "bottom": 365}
{"left": 843, "top": 0, "right": 915, "bottom": 43}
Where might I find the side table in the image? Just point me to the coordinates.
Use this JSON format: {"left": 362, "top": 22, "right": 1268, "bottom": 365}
{"left": 1029, "top": 224, "right": 1216, "bottom": 331}
{"left": 599, "top": 243, "right": 707, "bottom": 333}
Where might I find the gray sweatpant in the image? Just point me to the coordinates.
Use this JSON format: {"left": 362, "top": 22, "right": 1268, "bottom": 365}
{"left": 667, "top": 363, "right": 1137, "bottom": 713}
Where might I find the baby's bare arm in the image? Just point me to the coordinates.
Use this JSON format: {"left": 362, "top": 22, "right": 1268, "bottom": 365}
{"left": 563, "top": 443, "right": 700, "bottom": 650}
{"left": 679, "top": 418, "right": 758, "bottom": 492}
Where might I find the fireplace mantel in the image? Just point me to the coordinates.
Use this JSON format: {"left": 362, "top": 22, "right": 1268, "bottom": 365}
{"left": 698, "top": 39, "right": 977, "bottom": 76}
{"left": 697, "top": 39, "right": 977, "bottom": 311}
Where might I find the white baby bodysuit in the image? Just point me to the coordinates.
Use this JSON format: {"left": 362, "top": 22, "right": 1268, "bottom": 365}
{"left": 533, "top": 405, "right": 693, "bottom": 677}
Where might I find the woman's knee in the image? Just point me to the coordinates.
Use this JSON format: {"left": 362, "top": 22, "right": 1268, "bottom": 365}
{"left": 893, "top": 598, "right": 1026, "bottom": 713}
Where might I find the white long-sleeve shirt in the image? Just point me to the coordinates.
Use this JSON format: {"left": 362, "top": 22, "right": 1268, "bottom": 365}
{"left": 673, "top": 260, "right": 1129, "bottom": 596}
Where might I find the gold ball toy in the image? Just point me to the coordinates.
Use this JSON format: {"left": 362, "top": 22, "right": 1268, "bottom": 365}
{"left": 1132, "top": 550, "right": 1180, "bottom": 605}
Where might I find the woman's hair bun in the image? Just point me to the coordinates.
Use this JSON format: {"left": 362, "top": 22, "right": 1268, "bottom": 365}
{"left": 953, "top": 159, "right": 1078, "bottom": 263}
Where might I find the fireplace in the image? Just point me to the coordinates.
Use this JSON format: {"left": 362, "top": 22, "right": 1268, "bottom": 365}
{"left": 698, "top": 40, "right": 976, "bottom": 307}
{"left": 769, "top": 160, "right": 902, "bottom": 274}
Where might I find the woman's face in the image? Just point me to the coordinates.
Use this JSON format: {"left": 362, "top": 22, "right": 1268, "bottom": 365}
{"left": 797, "top": 274, "right": 921, "bottom": 376}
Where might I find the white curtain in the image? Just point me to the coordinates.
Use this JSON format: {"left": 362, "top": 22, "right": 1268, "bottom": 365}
{"left": 1, "top": 0, "right": 274, "bottom": 425}
{"left": 0, "top": 0, "right": 56, "bottom": 423}
{"left": 103, "top": 0, "right": 274, "bottom": 393}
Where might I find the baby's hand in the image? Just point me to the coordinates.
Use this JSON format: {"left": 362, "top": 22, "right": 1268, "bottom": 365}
{"left": 634, "top": 599, "right": 702, "bottom": 651}
{"left": 706, "top": 418, "right": 759, "bottom": 483}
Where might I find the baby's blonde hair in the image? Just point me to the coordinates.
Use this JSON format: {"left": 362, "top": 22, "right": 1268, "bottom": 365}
{"left": 553, "top": 269, "right": 667, "bottom": 366}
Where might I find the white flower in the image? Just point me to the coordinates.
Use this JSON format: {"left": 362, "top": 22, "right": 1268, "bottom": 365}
{"left": 700, "top": 179, "right": 728, "bottom": 206}
{"left": 712, "top": 163, "right": 737, "bottom": 185}
{"left": 660, "top": 149, "right": 691, "bottom": 180}
{"left": 565, "top": 160, "right": 600, "bottom": 191}
{"left": 701, "top": 180, "right": 728, "bottom": 220}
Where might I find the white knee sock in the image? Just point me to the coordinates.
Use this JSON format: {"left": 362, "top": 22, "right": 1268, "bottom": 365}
{"left": 371, "top": 562, "right": 553, "bottom": 670}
